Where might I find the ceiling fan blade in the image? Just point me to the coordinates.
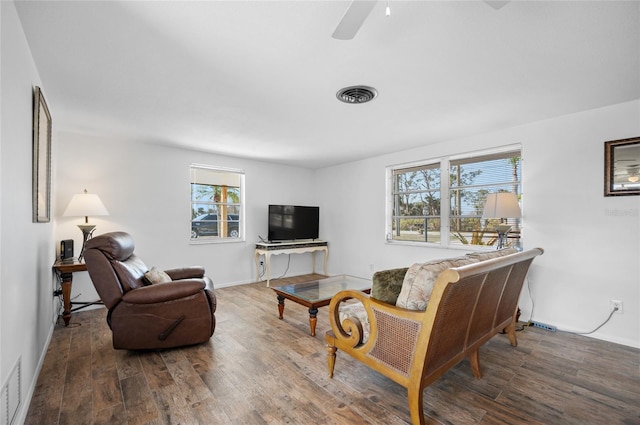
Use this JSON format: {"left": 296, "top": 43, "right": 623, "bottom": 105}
{"left": 483, "top": 0, "right": 510, "bottom": 10}
{"left": 332, "top": 1, "right": 377, "bottom": 40}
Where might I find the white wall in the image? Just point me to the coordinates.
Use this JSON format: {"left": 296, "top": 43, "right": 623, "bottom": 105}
{"left": 1, "top": 2, "right": 57, "bottom": 424}
{"left": 315, "top": 100, "right": 640, "bottom": 348}
{"left": 55, "top": 132, "right": 318, "bottom": 303}
{"left": 56, "top": 102, "right": 640, "bottom": 349}
{"left": 4, "top": 4, "right": 636, "bottom": 423}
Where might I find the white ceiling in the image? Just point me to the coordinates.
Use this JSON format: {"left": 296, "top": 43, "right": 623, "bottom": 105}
{"left": 14, "top": 0, "right": 640, "bottom": 169}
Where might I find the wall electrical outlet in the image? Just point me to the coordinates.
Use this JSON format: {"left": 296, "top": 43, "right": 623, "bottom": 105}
{"left": 611, "top": 300, "right": 623, "bottom": 314}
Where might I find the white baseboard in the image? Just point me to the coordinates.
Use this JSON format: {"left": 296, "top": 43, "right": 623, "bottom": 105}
{"left": 11, "top": 322, "right": 55, "bottom": 425}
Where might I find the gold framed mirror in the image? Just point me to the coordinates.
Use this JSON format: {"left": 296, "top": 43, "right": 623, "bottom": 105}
{"left": 604, "top": 137, "right": 640, "bottom": 196}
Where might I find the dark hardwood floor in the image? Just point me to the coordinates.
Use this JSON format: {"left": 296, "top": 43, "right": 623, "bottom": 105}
{"left": 25, "top": 274, "right": 640, "bottom": 424}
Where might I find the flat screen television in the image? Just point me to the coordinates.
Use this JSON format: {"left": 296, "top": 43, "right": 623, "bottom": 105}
{"left": 268, "top": 205, "right": 319, "bottom": 242}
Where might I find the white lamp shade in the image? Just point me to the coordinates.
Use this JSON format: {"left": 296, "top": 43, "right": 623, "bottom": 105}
{"left": 482, "top": 192, "right": 521, "bottom": 219}
{"left": 63, "top": 192, "right": 109, "bottom": 217}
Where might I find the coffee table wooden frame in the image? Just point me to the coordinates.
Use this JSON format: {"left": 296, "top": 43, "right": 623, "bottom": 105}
{"left": 271, "top": 275, "right": 371, "bottom": 336}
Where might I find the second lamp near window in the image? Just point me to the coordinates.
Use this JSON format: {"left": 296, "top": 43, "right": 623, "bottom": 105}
{"left": 389, "top": 146, "right": 522, "bottom": 248}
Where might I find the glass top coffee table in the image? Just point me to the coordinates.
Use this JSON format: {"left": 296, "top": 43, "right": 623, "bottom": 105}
{"left": 271, "top": 274, "right": 371, "bottom": 336}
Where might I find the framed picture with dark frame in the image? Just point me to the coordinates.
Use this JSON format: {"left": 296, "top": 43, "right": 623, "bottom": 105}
{"left": 604, "top": 136, "right": 640, "bottom": 196}
{"left": 32, "top": 86, "right": 52, "bottom": 222}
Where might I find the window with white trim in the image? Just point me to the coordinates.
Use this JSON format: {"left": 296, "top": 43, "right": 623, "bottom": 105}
{"left": 190, "top": 164, "right": 244, "bottom": 242}
{"left": 388, "top": 146, "right": 522, "bottom": 248}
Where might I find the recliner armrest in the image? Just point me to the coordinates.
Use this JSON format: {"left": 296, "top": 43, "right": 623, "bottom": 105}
{"left": 122, "top": 279, "right": 206, "bottom": 304}
{"left": 164, "top": 266, "right": 205, "bottom": 280}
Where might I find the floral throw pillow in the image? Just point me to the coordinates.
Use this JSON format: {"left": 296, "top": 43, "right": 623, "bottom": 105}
{"left": 395, "top": 256, "right": 477, "bottom": 311}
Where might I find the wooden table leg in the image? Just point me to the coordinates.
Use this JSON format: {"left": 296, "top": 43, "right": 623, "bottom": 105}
{"left": 265, "top": 252, "right": 272, "bottom": 287}
{"left": 323, "top": 247, "right": 328, "bottom": 276}
{"left": 277, "top": 295, "right": 285, "bottom": 319}
{"left": 308, "top": 307, "right": 318, "bottom": 337}
{"left": 60, "top": 272, "right": 73, "bottom": 326}
{"left": 312, "top": 251, "right": 316, "bottom": 274}
{"left": 254, "top": 251, "right": 262, "bottom": 282}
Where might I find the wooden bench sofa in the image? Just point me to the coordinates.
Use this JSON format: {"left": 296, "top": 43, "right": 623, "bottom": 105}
{"left": 325, "top": 247, "right": 543, "bottom": 425}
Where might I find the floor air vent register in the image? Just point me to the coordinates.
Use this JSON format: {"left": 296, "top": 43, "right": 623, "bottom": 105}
{"left": 0, "top": 358, "right": 20, "bottom": 425}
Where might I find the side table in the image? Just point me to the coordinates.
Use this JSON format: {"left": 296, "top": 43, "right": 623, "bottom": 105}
{"left": 52, "top": 258, "right": 101, "bottom": 326}
{"left": 255, "top": 241, "right": 328, "bottom": 287}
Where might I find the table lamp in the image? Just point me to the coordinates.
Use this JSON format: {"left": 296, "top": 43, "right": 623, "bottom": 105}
{"left": 482, "top": 192, "right": 521, "bottom": 249}
{"left": 63, "top": 189, "right": 109, "bottom": 261}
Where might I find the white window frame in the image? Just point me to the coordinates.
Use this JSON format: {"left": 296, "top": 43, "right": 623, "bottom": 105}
{"left": 386, "top": 144, "right": 522, "bottom": 249}
{"left": 190, "top": 164, "right": 245, "bottom": 244}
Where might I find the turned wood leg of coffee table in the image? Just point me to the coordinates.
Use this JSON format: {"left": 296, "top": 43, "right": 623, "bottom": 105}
{"left": 277, "top": 295, "right": 285, "bottom": 319}
{"left": 308, "top": 307, "right": 318, "bottom": 337}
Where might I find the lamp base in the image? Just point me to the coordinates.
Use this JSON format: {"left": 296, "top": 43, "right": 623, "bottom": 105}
{"left": 495, "top": 224, "right": 512, "bottom": 250}
{"left": 77, "top": 224, "right": 96, "bottom": 261}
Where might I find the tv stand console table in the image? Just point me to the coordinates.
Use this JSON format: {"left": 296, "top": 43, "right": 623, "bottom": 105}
{"left": 255, "top": 240, "right": 328, "bottom": 286}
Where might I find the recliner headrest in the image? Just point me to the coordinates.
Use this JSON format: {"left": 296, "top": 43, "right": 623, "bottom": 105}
{"left": 85, "top": 231, "right": 135, "bottom": 261}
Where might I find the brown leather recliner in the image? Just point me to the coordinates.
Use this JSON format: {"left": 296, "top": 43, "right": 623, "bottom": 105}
{"left": 83, "top": 231, "right": 216, "bottom": 350}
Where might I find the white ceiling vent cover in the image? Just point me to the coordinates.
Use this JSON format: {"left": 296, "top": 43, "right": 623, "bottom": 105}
{"left": 336, "top": 86, "right": 378, "bottom": 104}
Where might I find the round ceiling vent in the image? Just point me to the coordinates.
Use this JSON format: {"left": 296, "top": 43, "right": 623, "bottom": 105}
{"left": 336, "top": 85, "right": 378, "bottom": 104}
